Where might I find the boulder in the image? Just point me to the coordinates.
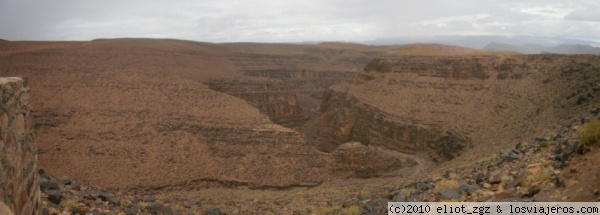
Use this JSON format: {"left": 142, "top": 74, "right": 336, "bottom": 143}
{"left": 457, "top": 184, "right": 478, "bottom": 195}
{"left": 439, "top": 189, "right": 462, "bottom": 199}
{"left": 206, "top": 207, "right": 222, "bottom": 215}
{"left": 46, "top": 190, "right": 63, "bottom": 205}
{"left": 124, "top": 204, "right": 142, "bottom": 215}
{"left": 56, "top": 176, "right": 72, "bottom": 186}
{"left": 40, "top": 181, "right": 60, "bottom": 191}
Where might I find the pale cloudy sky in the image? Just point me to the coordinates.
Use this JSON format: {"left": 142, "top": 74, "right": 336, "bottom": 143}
{"left": 1, "top": 0, "right": 599, "bottom": 43}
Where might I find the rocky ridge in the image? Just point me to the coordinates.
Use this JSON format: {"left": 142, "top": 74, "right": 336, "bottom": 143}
{"left": 319, "top": 54, "right": 600, "bottom": 164}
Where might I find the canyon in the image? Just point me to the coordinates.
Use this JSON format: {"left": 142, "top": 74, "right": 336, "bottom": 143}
{"left": 0, "top": 39, "right": 599, "bottom": 213}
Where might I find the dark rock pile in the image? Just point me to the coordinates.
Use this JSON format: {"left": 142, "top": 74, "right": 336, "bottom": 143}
{"left": 39, "top": 171, "right": 218, "bottom": 215}
{"left": 359, "top": 114, "right": 599, "bottom": 214}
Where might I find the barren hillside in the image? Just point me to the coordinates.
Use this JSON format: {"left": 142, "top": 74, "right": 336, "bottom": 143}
{"left": 1, "top": 39, "right": 599, "bottom": 190}
{"left": 0, "top": 39, "right": 409, "bottom": 189}
{"left": 1, "top": 39, "right": 600, "bottom": 214}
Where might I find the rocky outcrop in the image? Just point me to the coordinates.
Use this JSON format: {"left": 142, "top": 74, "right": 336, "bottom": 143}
{"left": 318, "top": 89, "right": 470, "bottom": 160}
{"left": 0, "top": 77, "right": 41, "bottom": 215}
{"left": 359, "top": 114, "right": 600, "bottom": 212}
{"left": 206, "top": 80, "right": 307, "bottom": 127}
{"left": 244, "top": 69, "right": 355, "bottom": 88}
{"left": 328, "top": 142, "right": 418, "bottom": 178}
{"left": 317, "top": 54, "right": 600, "bottom": 162}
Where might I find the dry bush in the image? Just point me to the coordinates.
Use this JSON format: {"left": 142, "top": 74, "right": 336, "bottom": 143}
{"left": 434, "top": 179, "right": 459, "bottom": 193}
{"left": 578, "top": 119, "right": 600, "bottom": 145}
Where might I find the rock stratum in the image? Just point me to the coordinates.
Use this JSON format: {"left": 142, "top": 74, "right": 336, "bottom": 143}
{"left": 339, "top": 54, "right": 600, "bottom": 162}
{"left": 0, "top": 39, "right": 599, "bottom": 194}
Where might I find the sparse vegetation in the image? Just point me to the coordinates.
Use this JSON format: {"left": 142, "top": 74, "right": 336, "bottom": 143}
{"left": 520, "top": 168, "right": 552, "bottom": 187}
{"left": 434, "top": 179, "right": 459, "bottom": 193}
{"left": 119, "top": 199, "right": 131, "bottom": 207}
{"left": 311, "top": 206, "right": 340, "bottom": 215}
{"left": 60, "top": 198, "right": 78, "bottom": 211}
{"left": 138, "top": 201, "right": 149, "bottom": 207}
{"left": 342, "top": 205, "right": 361, "bottom": 215}
{"left": 171, "top": 204, "right": 186, "bottom": 214}
{"left": 578, "top": 119, "right": 600, "bottom": 145}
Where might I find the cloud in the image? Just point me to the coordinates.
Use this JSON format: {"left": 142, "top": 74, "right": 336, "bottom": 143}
{"left": 0, "top": 0, "right": 599, "bottom": 43}
{"left": 565, "top": 7, "right": 600, "bottom": 22}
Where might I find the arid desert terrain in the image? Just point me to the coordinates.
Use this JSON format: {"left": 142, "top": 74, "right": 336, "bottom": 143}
{"left": 0, "top": 38, "right": 599, "bottom": 214}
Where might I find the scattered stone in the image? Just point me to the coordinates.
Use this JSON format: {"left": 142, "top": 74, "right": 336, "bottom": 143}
{"left": 577, "top": 143, "right": 591, "bottom": 155}
{"left": 146, "top": 202, "right": 165, "bottom": 214}
{"left": 529, "top": 186, "right": 541, "bottom": 196}
{"left": 555, "top": 174, "right": 566, "bottom": 188}
{"left": 593, "top": 189, "right": 600, "bottom": 196}
{"left": 124, "top": 204, "right": 142, "bottom": 215}
{"left": 97, "top": 191, "right": 111, "bottom": 202}
{"left": 108, "top": 197, "right": 120, "bottom": 206}
{"left": 439, "top": 189, "right": 461, "bottom": 199}
{"left": 43, "top": 207, "right": 61, "bottom": 215}
{"left": 488, "top": 170, "right": 503, "bottom": 184}
{"left": 206, "top": 208, "right": 222, "bottom": 215}
{"left": 73, "top": 203, "right": 88, "bottom": 214}
{"left": 457, "top": 184, "right": 478, "bottom": 195}
{"left": 143, "top": 195, "right": 157, "bottom": 202}
{"left": 46, "top": 190, "right": 63, "bottom": 205}
{"left": 392, "top": 192, "right": 406, "bottom": 202}
{"left": 56, "top": 176, "right": 72, "bottom": 186}
{"left": 494, "top": 190, "right": 513, "bottom": 201}
{"left": 40, "top": 181, "right": 60, "bottom": 191}
{"left": 536, "top": 135, "right": 551, "bottom": 142}
{"left": 483, "top": 183, "right": 492, "bottom": 189}
{"left": 526, "top": 163, "right": 543, "bottom": 174}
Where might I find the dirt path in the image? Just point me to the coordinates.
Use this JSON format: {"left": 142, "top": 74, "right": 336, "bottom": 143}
{"left": 369, "top": 145, "right": 436, "bottom": 179}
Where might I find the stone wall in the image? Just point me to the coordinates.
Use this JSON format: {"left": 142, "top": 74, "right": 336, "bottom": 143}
{"left": 0, "top": 77, "right": 40, "bottom": 215}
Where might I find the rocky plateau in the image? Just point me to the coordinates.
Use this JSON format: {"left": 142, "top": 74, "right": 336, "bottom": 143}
{"left": 0, "top": 39, "right": 599, "bottom": 214}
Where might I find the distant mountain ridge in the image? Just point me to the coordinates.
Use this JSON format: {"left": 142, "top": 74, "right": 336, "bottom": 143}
{"left": 364, "top": 35, "right": 600, "bottom": 54}
{"left": 483, "top": 42, "right": 600, "bottom": 54}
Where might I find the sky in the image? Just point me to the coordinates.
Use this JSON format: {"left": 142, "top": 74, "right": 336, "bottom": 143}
{"left": 1, "top": 0, "right": 600, "bottom": 43}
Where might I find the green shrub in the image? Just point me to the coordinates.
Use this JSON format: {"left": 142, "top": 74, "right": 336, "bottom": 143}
{"left": 578, "top": 119, "right": 600, "bottom": 145}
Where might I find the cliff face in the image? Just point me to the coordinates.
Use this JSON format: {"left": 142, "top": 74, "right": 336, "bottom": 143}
{"left": 317, "top": 54, "right": 600, "bottom": 162}
{"left": 318, "top": 90, "right": 470, "bottom": 160}
{"left": 207, "top": 50, "right": 369, "bottom": 129}
{"left": 207, "top": 80, "right": 306, "bottom": 127}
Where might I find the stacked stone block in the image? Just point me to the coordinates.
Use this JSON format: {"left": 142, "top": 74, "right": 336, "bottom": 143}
{"left": 0, "top": 77, "right": 40, "bottom": 215}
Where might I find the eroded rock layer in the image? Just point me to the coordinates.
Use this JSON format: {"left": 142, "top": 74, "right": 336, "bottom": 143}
{"left": 1, "top": 39, "right": 599, "bottom": 191}
{"left": 317, "top": 54, "right": 600, "bottom": 162}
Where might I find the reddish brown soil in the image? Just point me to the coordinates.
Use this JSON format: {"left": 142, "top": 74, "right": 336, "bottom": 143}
{"left": 0, "top": 39, "right": 418, "bottom": 189}
{"left": 1, "top": 39, "right": 598, "bottom": 211}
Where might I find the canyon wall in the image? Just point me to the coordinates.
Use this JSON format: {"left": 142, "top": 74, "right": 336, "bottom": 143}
{"left": 206, "top": 80, "right": 306, "bottom": 127}
{"left": 317, "top": 54, "right": 600, "bottom": 161}
{"left": 0, "top": 77, "right": 40, "bottom": 215}
{"left": 318, "top": 90, "right": 470, "bottom": 160}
